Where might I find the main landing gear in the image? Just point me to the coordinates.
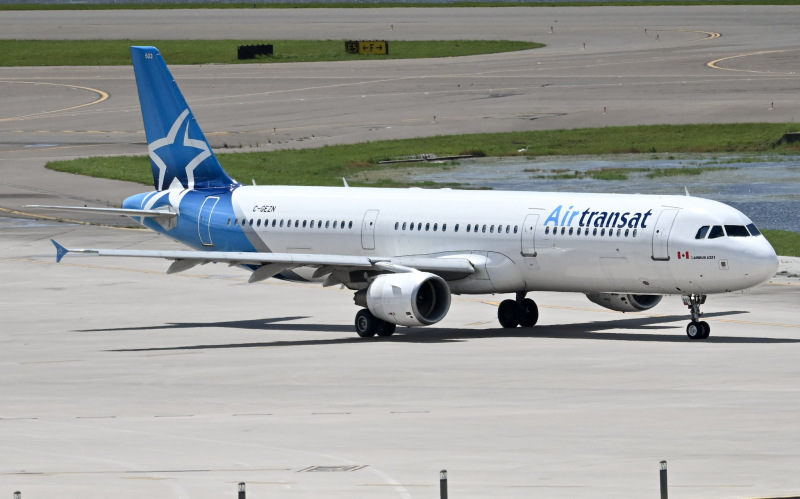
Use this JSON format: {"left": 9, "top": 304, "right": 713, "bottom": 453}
{"left": 355, "top": 308, "right": 397, "bottom": 338}
{"left": 498, "top": 292, "right": 539, "bottom": 328}
{"left": 683, "top": 294, "right": 710, "bottom": 340}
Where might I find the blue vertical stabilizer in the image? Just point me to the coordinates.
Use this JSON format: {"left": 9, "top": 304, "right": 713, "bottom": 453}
{"left": 131, "top": 46, "right": 236, "bottom": 191}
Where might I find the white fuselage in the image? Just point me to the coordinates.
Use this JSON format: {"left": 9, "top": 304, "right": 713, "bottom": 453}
{"left": 223, "top": 186, "right": 778, "bottom": 296}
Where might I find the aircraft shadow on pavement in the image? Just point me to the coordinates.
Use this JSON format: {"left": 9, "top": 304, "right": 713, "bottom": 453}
{"left": 98, "top": 310, "right": 800, "bottom": 352}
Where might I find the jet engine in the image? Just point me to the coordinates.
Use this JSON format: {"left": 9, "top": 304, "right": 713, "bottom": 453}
{"left": 585, "top": 293, "right": 663, "bottom": 312}
{"left": 356, "top": 272, "right": 451, "bottom": 327}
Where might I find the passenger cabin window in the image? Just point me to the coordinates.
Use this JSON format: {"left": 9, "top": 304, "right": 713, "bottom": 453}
{"left": 708, "top": 225, "right": 724, "bottom": 239}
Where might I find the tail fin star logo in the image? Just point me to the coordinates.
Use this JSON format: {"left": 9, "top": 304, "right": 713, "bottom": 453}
{"left": 148, "top": 109, "right": 212, "bottom": 191}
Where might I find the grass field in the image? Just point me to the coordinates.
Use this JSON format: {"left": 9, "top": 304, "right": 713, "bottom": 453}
{"left": 47, "top": 122, "right": 800, "bottom": 187}
{"left": 0, "top": 40, "right": 543, "bottom": 66}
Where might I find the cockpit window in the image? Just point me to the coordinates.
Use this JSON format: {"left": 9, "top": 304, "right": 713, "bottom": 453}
{"left": 746, "top": 223, "right": 761, "bottom": 236}
{"left": 725, "top": 225, "right": 750, "bottom": 237}
{"left": 695, "top": 226, "right": 710, "bottom": 239}
{"left": 708, "top": 225, "right": 724, "bottom": 239}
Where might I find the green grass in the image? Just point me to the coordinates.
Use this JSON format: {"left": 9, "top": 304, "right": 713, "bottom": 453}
{"left": 4, "top": 1, "right": 800, "bottom": 10}
{"left": 47, "top": 122, "right": 800, "bottom": 188}
{"left": 529, "top": 165, "right": 733, "bottom": 181}
{"left": 0, "top": 40, "right": 543, "bottom": 67}
{"left": 645, "top": 166, "right": 731, "bottom": 178}
{"left": 762, "top": 230, "right": 800, "bottom": 257}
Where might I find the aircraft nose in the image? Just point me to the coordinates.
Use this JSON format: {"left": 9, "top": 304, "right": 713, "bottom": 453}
{"left": 745, "top": 237, "right": 779, "bottom": 286}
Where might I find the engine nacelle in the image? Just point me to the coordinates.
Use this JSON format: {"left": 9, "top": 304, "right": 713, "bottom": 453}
{"left": 585, "top": 293, "right": 663, "bottom": 312}
{"left": 357, "top": 272, "right": 451, "bottom": 327}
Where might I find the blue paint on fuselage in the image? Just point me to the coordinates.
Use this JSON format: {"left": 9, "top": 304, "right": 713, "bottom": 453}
{"left": 123, "top": 187, "right": 256, "bottom": 253}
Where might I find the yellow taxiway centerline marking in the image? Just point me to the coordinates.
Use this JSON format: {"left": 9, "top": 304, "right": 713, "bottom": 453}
{"left": 0, "top": 81, "right": 109, "bottom": 122}
{"left": 707, "top": 49, "right": 793, "bottom": 73}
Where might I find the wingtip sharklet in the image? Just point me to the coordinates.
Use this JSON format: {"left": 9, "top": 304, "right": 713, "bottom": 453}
{"left": 52, "top": 239, "right": 69, "bottom": 263}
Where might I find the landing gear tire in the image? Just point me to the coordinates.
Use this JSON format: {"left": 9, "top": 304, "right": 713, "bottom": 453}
{"left": 498, "top": 299, "right": 520, "bottom": 328}
{"left": 519, "top": 298, "right": 539, "bottom": 327}
{"left": 698, "top": 321, "right": 710, "bottom": 339}
{"left": 686, "top": 321, "right": 702, "bottom": 340}
{"left": 355, "top": 309, "right": 378, "bottom": 338}
{"left": 376, "top": 321, "right": 397, "bottom": 337}
{"left": 686, "top": 320, "right": 710, "bottom": 340}
{"left": 355, "top": 309, "right": 396, "bottom": 338}
{"left": 683, "top": 294, "right": 710, "bottom": 340}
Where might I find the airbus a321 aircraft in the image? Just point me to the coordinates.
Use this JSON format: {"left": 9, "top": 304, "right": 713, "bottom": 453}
{"left": 35, "top": 47, "right": 779, "bottom": 340}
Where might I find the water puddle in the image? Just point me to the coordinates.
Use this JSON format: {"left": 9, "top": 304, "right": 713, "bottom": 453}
{"left": 405, "top": 155, "right": 800, "bottom": 232}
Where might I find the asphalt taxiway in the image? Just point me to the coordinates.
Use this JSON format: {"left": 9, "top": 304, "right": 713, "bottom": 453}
{"left": 2, "top": 6, "right": 800, "bottom": 499}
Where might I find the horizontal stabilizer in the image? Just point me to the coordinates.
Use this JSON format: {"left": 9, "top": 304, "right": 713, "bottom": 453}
{"left": 26, "top": 205, "right": 176, "bottom": 219}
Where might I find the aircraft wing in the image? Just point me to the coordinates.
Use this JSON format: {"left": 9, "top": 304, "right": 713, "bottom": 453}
{"left": 51, "top": 240, "right": 475, "bottom": 283}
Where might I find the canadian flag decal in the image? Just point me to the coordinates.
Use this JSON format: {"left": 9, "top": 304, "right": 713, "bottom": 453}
{"left": 677, "top": 251, "right": 690, "bottom": 259}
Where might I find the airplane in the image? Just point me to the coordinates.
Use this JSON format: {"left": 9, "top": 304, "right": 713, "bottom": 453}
{"left": 30, "top": 46, "right": 779, "bottom": 341}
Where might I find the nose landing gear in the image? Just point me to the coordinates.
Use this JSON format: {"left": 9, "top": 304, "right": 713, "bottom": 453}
{"left": 683, "top": 294, "right": 710, "bottom": 340}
